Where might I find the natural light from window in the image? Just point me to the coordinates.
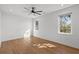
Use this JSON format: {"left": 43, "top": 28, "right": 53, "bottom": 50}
{"left": 58, "top": 13, "right": 72, "bottom": 34}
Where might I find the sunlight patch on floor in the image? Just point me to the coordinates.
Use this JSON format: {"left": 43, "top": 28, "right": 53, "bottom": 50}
{"left": 23, "top": 29, "right": 31, "bottom": 44}
{"left": 33, "top": 43, "right": 56, "bottom": 48}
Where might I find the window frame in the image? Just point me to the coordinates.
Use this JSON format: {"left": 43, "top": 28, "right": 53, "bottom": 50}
{"left": 58, "top": 12, "right": 72, "bottom": 35}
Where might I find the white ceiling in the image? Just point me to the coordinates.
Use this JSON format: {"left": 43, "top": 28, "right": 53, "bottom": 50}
{"left": 0, "top": 4, "right": 74, "bottom": 18}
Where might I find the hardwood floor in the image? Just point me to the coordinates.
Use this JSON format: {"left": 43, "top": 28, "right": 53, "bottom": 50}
{"left": 0, "top": 37, "right": 79, "bottom": 54}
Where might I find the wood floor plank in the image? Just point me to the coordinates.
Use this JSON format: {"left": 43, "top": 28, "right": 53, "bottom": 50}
{"left": 0, "top": 37, "right": 79, "bottom": 54}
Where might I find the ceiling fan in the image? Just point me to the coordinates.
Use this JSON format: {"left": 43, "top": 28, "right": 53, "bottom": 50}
{"left": 24, "top": 6, "right": 43, "bottom": 15}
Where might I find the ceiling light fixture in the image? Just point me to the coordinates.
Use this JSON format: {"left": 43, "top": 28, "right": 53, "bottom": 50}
{"left": 24, "top": 5, "right": 44, "bottom": 16}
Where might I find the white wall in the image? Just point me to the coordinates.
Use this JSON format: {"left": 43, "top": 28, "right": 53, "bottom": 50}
{"left": 1, "top": 10, "right": 32, "bottom": 41}
{"left": 34, "top": 5, "right": 79, "bottom": 48}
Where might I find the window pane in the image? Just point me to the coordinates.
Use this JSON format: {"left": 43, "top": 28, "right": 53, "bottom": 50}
{"left": 59, "top": 14, "right": 72, "bottom": 34}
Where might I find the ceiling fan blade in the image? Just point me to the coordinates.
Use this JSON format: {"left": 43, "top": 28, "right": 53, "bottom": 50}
{"left": 35, "top": 12, "right": 41, "bottom": 15}
{"left": 36, "top": 11, "right": 42, "bottom": 12}
{"left": 24, "top": 7, "right": 30, "bottom": 10}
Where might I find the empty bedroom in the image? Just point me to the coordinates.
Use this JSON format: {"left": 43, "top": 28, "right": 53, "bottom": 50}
{"left": 0, "top": 4, "right": 79, "bottom": 54}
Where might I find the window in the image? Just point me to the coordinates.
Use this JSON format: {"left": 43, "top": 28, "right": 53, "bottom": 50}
{"left": 58, "top": 13, "right": 72, "bottom": 34}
